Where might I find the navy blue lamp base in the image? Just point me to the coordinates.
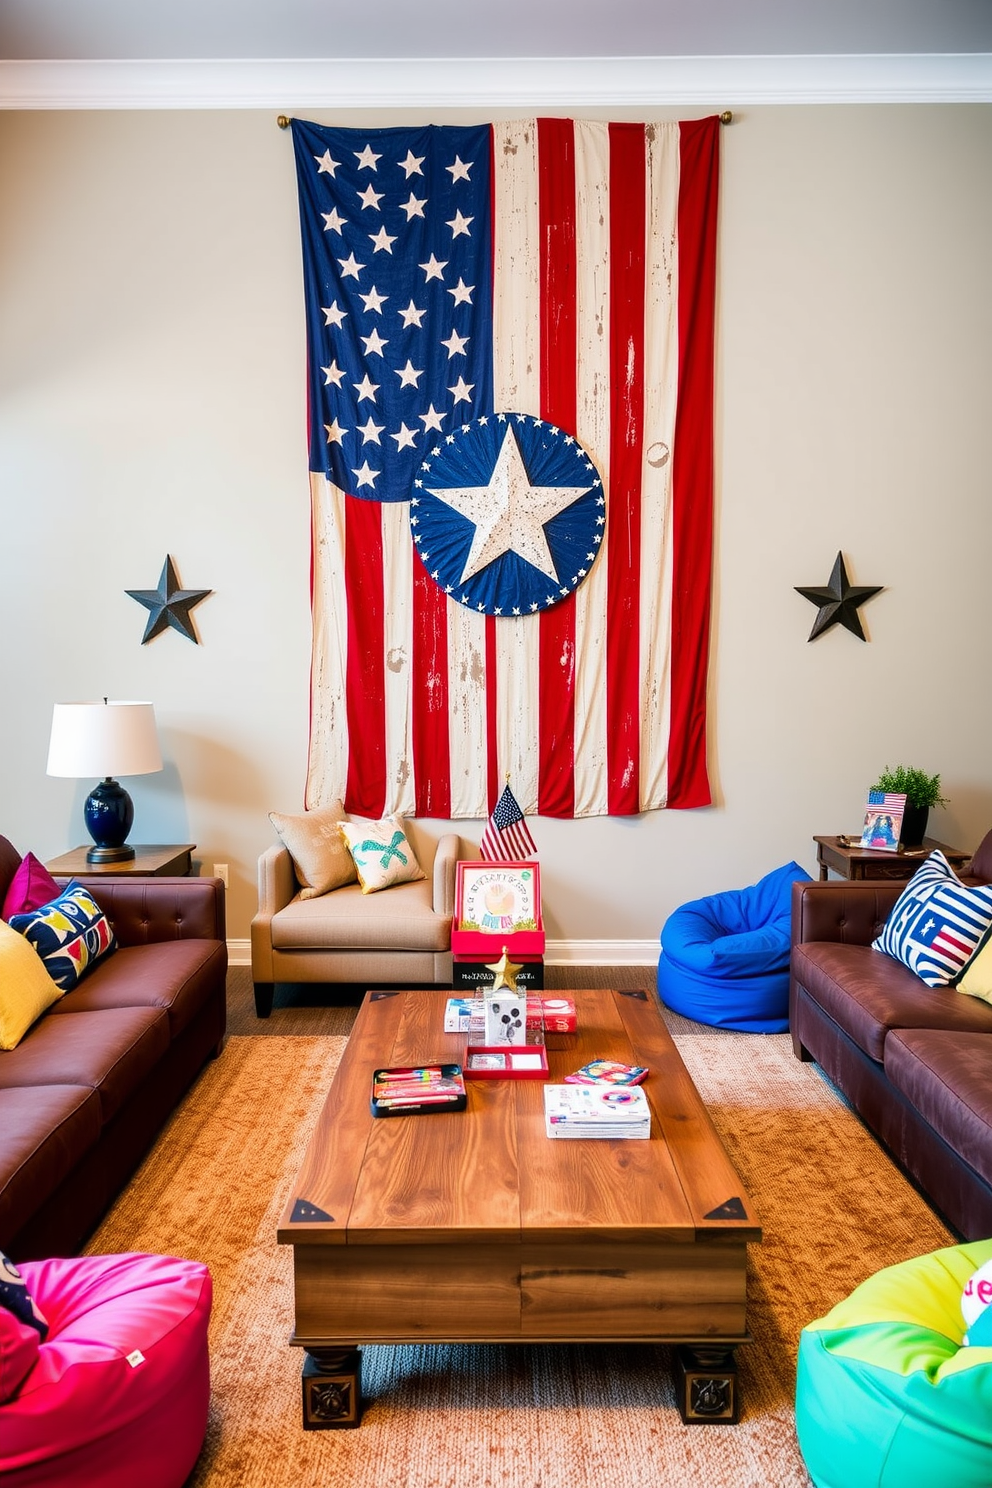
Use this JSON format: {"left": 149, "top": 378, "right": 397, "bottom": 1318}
{"left": 84, "top": 777, "right": 136, "bottom": 863}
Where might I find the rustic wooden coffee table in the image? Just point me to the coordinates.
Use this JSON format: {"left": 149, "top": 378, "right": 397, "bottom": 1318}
{"left": 278, "top": 987, "right": 761, "bottom": 1429}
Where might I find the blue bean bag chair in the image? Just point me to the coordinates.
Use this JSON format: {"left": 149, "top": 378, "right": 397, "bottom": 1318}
{"left": 657, "top": 860, "right": 811, "bottom": 1032}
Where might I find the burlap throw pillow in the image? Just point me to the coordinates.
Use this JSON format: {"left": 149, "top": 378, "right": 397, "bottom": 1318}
{"left": 269, "top": 801, "right": 357, "bottom": 899}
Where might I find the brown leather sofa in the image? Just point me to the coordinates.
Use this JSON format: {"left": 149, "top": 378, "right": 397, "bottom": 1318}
{"left": 790, "top": 829, "right": 992, "bottom": 1241}
{"left": 0, "top": 835, "right": 227, "bottom": 1261}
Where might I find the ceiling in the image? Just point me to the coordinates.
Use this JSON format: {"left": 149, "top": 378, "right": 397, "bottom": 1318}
{"left": 1, "top": 0, "right": 990, "bottom": 108}
{"left": 2, "top": 0, "right": 991, "bottom": 61}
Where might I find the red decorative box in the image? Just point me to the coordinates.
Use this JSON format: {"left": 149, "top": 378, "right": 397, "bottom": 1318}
{"left": 464, "top": 1045, "right": 550, "bottom": 1079}
{"left": 534, "top": 997, "right": 576, "bottom": 1033}
{"left": 452, "top": 860, "right": 545, "bottom": 960}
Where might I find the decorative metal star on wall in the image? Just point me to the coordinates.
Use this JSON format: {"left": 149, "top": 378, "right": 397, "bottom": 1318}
{"left": 795, "top": 552, "right": 882, "bottom": 642}
{"left": 126, "top": 555, "right": 212, "bottom": 644}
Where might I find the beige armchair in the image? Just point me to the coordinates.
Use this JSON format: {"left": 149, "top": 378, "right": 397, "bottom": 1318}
{"left": 250, "top": 827, "right": 459, "bottom": 1017}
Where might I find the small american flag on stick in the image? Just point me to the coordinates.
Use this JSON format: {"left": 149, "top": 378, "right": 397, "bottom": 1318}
{"left": 479, "top": 783, "right": 538, "bottom": 862}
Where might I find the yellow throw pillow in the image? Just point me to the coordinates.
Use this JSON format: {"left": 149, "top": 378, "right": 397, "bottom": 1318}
{"left": 956, "top": 929, "right": 992, "bottom": 1004}
{"left": 269, "top": 800, "right": 358, "bottom": 899}
{"left": 338, "top": 816, "right": 426, "bottom": 895}
{"left": 0, "top": 919, "right": 64, "bottom": 1051}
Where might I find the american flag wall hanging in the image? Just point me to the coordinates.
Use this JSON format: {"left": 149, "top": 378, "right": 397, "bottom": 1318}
{"left": 291, "top": 116, "right": 719, "bottom": 820}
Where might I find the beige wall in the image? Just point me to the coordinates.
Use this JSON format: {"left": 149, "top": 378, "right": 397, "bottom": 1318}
{"left": 2, "top": 104, "right": 990, "bottom": 952}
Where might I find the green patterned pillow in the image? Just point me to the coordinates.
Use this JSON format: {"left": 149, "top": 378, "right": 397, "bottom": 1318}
{"left": 9, "top": 881, "right": 117, "bottom": 991}
{"left": 338, "top": 816, "right": 426, "bottom": 895}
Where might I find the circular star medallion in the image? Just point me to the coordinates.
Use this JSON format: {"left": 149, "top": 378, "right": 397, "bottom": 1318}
{"left": 410, "top": 413, "right": 605, "bottom": 616}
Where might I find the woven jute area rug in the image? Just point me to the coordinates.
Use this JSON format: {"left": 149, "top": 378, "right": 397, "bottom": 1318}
{"left": 87, "top": 1031, "right": 952, "bottom": 1488}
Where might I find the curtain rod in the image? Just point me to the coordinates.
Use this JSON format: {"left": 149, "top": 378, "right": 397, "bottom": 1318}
{"left": 276, "top": 110, "right": 733, "bottom": 127}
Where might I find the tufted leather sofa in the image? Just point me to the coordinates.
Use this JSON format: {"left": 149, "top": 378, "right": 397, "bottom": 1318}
{"left": 790, "top": 829, "right": 992, "bottom": 1240}
{"left": 0, "top": 835, "right": 227, "bottom": 1260}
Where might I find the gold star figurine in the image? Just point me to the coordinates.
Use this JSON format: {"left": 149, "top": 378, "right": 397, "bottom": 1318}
{"left": 486, "top": 946, "right": 523, "bottom": 993}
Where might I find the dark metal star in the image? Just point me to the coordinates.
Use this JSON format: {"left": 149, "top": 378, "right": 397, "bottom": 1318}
{"left": 795, "top": 551, "right": 882, "bottom": 642}
{"left": 126, "top": 555, "right": 212, "bottom": 644}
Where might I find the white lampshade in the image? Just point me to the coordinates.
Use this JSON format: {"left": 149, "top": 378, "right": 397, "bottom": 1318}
{"left": 47, "top": 701, "right": 163, "bottom": 779}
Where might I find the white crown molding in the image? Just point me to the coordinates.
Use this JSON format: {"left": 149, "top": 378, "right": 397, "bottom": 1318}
{"left": 225, "top": 937, "right": 658, "bottom": 967}
{"left": 1, "top": 54, "right": 990, "bottom": 110}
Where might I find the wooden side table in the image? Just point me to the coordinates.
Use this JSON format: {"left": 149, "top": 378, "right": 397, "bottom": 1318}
{"left": 813, "top": 835, "right": 970, "bottom": 883}
{"left": 46, "top": 844, "right": 196, "bottom": 878}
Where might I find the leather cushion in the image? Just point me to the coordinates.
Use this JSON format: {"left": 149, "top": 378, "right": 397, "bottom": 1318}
{"left": 792, "top": 942, "right": 992, "bottom": 1062}
{"left": 0, "top": 1008, "right": 170, "bottom": 1123}
{"left": 271, "top": 875, "right": 450, "bottom": 952}
{"left": 0, "top": 1086, "right": 102, "bottom": 1243}
{"left": 885, "top": 1030, "right": 992, "bottom": 1188}
{"left": 46, "top": 941, "right": 227, "bottom": 1039}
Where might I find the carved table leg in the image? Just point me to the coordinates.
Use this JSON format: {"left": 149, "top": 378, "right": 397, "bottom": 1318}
{"left": 301, "top": 1347, "right": 362, "bottom": 1429}
{"left": 673, "top": 1344, "right": 740, "bottom": 1424}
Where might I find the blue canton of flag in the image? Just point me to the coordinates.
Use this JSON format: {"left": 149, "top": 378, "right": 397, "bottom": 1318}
{"left": 292, "top": 119, "right": 494, "bottom": 503}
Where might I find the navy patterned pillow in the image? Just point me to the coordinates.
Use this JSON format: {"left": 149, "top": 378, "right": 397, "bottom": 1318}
{"left": 9, "top": 881, "right": 116, "bottom": 991}
{"left": 0, "top": 1249, "right": 47, "bottom": 1339}
{"left": 873, "top": 851, "right": 992, "bottom": 988}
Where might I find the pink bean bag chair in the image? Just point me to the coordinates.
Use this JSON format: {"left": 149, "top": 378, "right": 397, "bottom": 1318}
{"left": 0, "top": 1251, "right": 211, "bottom": 1488}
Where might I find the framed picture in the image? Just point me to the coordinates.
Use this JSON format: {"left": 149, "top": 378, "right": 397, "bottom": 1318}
{"left": 859, "top": 791, "right": 906, "bottom": 853}
{"left": 455, "top": 861, "right": 541, "bottom": 935}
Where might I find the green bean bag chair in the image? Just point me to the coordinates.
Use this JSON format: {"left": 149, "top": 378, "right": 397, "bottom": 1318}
{"left": 796, "top": 1240, "right": 992, "bottom": 1488}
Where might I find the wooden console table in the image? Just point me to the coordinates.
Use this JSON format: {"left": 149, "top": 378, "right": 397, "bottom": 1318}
{"left": 813, "top": 835, "right": 969, "bottom": 883}
{"left": 46, "top": 844, "right": 196, "bottom": 877}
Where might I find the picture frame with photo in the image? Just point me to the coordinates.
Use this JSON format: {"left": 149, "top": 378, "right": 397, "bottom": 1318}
{"left": 859, "top": 790, "right": 907, "bottom": 852}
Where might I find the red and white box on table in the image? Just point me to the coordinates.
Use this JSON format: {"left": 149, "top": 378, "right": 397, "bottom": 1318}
{"left": 451, "top": 860, "right": 546, "bottom": 990}
{"left": 443, "top": 996, "right": 577, "bottom": 1035}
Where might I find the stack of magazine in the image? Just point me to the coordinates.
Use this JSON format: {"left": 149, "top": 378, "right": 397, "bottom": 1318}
{"left": 543, "top": 1084, "right": 651, "bottom": 1140}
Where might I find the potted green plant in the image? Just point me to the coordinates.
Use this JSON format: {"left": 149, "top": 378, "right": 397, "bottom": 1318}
{"left": 869, "top": 765, "right": 948, "bottom": 848}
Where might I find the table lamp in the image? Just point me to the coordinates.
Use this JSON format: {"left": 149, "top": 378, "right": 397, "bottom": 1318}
{"left": 47, "top": 700, "right": 163, "bottom": 863}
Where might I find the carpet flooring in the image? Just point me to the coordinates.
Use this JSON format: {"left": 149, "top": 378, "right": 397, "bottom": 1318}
{"left": 86, "top": 975, "right": 954, "bottom": 1488}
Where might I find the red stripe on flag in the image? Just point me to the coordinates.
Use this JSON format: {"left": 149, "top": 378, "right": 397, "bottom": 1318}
{"left": 606, "top": 123, "right": 646, "bottom": 815}
{"left": 668, "top": 117, "right": 718, "bottom": 808}
{"left": 537, "top": 116, "right": 577, "bottom": 818}
{"left": 484, "top": 129, "right": 501, "bottom": 820}
{"left": 412, "top": 548, "right": 451, "bottom": 817}
{"left": 485, "top": 615, "right": 499, "bottom": 813}
{"left": 344, "top": 494, "right": 387, "bottom": 818}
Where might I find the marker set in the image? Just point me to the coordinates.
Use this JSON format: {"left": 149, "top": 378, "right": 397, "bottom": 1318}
{"left": 370, "top": 1064, "right": 467, "bottom": 1118}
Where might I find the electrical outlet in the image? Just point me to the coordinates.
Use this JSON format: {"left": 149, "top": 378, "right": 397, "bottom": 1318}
{"left": 213, "top": 863, "right": 229, "bottom": 888}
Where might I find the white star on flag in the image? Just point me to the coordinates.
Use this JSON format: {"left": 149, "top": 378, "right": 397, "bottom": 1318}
{"left": 352, "top": 460, "right": 379, "bottom": 487}
{"left": 426, "top": 425, "right": 592, "bottom": 585}
{"left": 357, "top": 183, "right": 384, "bottom": 210}
{"left": 354, "top": 144, "right": 382, "bottom": 170}
{"left": 400, "top": 193, "right": 427, "bottom": 221}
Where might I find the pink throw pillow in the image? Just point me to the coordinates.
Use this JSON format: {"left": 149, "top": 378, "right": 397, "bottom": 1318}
{"left": 1, "top": 853, "right": 62, "bottom": 922}
{"left": 0, "top": 1307, "right": 40, "bottom": 1404}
